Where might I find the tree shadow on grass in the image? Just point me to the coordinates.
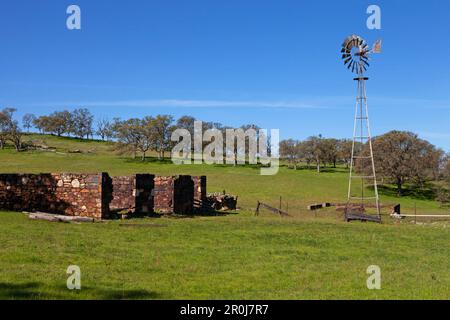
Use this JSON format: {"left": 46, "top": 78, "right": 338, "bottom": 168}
{"left": 282, "top": 164, "right": 347, "bottom": 174}
{"left": 0, "top": 282, "right": 42, "bottom": 299}
{"left": 376, "top": 184, "right": 437, "bottom": 201}
{"left": 0, "top": 282, "right": 161, "bottom": 300}
{"left": 212, "top": 163, "right": 264, "bottom": 170}
{"left": 122, "top": 157, "right": 173, "bottom": 165}
{"left": 81, "top": 286, "right": 161, "bottom": 300}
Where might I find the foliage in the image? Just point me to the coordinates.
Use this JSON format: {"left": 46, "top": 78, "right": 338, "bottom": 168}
{"left": 368, "top": 131, "right": 444, "bottom": 196}
{"left": 435, "top": 187, "right": 449, "bottom": 207}
{"left": 22, "top": 114, "right": 36, "bottom": 133}
{"left": 0, "top": 108, "right": 22, "bottom": 151}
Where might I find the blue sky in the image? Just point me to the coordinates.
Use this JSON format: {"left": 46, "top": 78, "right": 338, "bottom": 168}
{"left": 0, "top": 0, "right": 449, "bottom": 150}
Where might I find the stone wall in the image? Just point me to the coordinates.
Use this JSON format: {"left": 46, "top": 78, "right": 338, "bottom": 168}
{"left": 110, "top": 174, "right": 154, "bottom": 214}
{"left": 0, "top": 173, "right": 207, "bottom": 218}
{"left": 0, "top": 173, "right": 108, "bottom": 219}
{"left": 153, "top": 176, "right": 175, "bottom": 214}
{"left": 192, "top": 176, "right": 207, "bottom": 208}
{"left": 154, "top": 175, "right": 194, "bottom": 215}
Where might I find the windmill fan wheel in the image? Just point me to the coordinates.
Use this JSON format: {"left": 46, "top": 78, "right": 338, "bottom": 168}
{"left": 341, "top": 35, "right": 370, "bottom": 74}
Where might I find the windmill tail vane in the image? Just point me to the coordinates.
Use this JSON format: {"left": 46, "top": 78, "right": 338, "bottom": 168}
{"left": 372, "top": 39, "right": 382, "bottom": 54}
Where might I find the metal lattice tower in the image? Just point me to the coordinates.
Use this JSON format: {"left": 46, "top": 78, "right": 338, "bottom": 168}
{"left": 341, "top": 35, "right": 382, "bottom": 222}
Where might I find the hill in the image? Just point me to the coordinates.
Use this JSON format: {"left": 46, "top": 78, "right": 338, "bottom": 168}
{"left": 0, "top": 134, "right": 448, "bottom": 299}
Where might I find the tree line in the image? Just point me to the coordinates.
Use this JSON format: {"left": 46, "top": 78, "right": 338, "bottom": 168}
{"left": 280, "top": 136, "right": 354, "bottom": 172}
{"left": 0, "top": 109, "right": 263, "bottom": 162}
{"left": 1, "top": 107, "right": 449, "bottom": 201}
{"left": 280, "top": 132, "right": 449, "bottom": 199}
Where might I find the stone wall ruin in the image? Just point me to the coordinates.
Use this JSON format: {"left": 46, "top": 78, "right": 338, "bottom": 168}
{"left": 0, "top": 173, "right": 108, "bottom": 219}
{"left": 109, "top": 174, "right": 155, "bottom": 214}
{"left": 0, "top": 173, "right": 207, "bottom": 219}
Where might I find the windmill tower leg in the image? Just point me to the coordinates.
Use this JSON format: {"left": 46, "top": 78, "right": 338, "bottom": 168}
{"left": 346, "top": 76, "right": 381, "bottom": 222}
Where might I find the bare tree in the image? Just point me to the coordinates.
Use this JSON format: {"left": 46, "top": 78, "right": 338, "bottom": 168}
{"left": 113, "top": 118, "right": 142, "bottom": 159}
{"left": 22, "top": 113, "right": 36, "bottom": 133}
{"left": 152, "top": 115, "right": 174, "bottom": 160}
{"left": 96, "top": 118, "right": 113, "bottom": 141}
{"left": 280, "top": 139, "right": 300, "bottom": 169}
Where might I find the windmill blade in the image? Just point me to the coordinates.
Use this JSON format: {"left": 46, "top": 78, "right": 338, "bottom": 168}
{"left": 360, "top": 51, "right": 370, "bottom": 59}
{"left": 344, "top": 57, "right": 352, "bottom": 65}
{"left": 347, "top": 60, "right": 353, "bottom": 70}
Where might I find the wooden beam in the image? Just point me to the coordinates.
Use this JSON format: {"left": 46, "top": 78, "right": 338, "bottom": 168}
{"left": 258, "top": 202, "right": 290, "bottom": 217}
{"left": 28, "top": 212, "right": 95, "bottom": 223}
{"left": 393, "top": 214, "right": 450, "bottom": 218}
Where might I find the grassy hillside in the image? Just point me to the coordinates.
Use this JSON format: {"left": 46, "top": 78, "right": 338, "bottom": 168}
{"left": 0, "top": 134, "right": 448, "bottom": 299}
{"left": 0, "top": 134, "right": 447, "bottom": 215}
{"left": 0, "top": 211, "right": 448, "bottom": 299}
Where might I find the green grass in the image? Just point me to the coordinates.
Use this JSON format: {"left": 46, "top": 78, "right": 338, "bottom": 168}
{"left": 0, "top": 134, "right": 449, "bottom": 299}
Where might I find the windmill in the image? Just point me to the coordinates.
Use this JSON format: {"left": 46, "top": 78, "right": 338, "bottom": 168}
{"left": 341, "top": 35, "right": 382, "bottom": 223}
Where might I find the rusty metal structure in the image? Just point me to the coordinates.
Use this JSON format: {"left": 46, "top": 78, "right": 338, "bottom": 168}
{"left": 341, "top": 35, "right": 382, "bottom": 223}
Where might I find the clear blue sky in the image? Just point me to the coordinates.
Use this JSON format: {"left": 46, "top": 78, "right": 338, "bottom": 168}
{"left": 1, "top": 0, "right": 449, "bottom": 150}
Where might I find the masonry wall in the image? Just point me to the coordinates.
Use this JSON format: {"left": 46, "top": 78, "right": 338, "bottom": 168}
{"left": 0, "top": 173, "right": 108, "bottom": 219}
{"left": 153, "top": 176, "right": 175, "bottom": 214}
{"left": 154, "top": 175, "right": 194, "bottom": 215}
{"left": 110, "top": 174, "right": 155, "bottom": 214}
{"left": 192, "top": 176, "right": 207, "bottom": 208}
{"left": 0, "top": 173, "right": 206, "bottom": 218}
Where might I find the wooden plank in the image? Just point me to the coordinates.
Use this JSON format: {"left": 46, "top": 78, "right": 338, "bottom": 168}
{"left": 395, "top": 214, "right": 450, "bottom": 218}
{"left": 29, "top": 212, "right": 95, "bottom": 223}
{"left": 256, "top": 201, "right": 289, "bottom": 217}
{"left": 307, "top": 203, "right": 331, "bottom": 211}
{"left": 345, "top": 213, "right": 381, "bottom": 223}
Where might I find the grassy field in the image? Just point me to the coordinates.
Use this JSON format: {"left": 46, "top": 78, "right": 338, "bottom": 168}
{"left": 0, "top": 134, "right": 448, "bottom": 299}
